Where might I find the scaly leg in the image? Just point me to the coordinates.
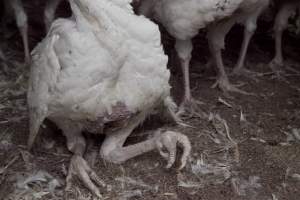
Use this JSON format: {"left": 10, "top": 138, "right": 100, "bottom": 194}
{"left": 207, "top": 19, "right": 252, "bottom": 95}
{"left": 269, "top": 3, "right": 296, "bottom": 76}
{"left": 211, "top": 48, "right": 250, "bottom": 95}
{"left": 233, "top": 18, "right": 260, "bottom": 81}
{"left": 155, "top": 130, "right": 191, "bottom": 170}
{"left": 175, "top": 39, "right": 192, "bottom": 103}
{"left": 44, "top": 0, "right": 62, "bottom": 32}
{"left": 10, "top": 0, "right": 30, "bottom": 64}
{"left": 54, "top": 119, "right": 105, "bottom": 198}
{"left": 19, "top": 24, "right": 30, "bottom": 64}
{"left": 100, "top": 112, "right": 191, "bottom": 169}
{"left": 233, "top": 27, "right": 254, "bottom": 76}
{"left": 174, "top": 39, "right": 205, "bottom": 118}
{"left": 233, "top": 4, "right": 267, "bottom": 79}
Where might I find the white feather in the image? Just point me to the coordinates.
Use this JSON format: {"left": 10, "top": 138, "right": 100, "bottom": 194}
{"left": 143, "top": 0, "right": 265, "bottom": 40}
{"left": 28, "top": 0, "right": 170, "bottom": 146}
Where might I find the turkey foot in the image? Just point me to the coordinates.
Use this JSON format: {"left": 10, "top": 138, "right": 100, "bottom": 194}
{"left": 66, "top": 155, "right": 105, "bottom": 198}
{"left": 269, "top": 59, "right": 300, "bottom": 80}
{"left": 232, "top": 67, "right": 261, "bottom": 82}
{"left": 155, "top": 130, "right": 191, "bottom": 170}
{"left": 212, "top": 76, "right": 253, "bottom": 96}
{"left": 268, "top": 59, "right": 286, "bottom": 79}
{"left": 177, "top": 97, "right": 206, "bottom": 119}
{"left": 19, "top": 26, "right": 31, "bottom": 64}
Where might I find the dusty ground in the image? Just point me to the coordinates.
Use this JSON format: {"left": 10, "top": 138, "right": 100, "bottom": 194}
{"left": 0, "top": 2, "right": 300, "bottom": 200}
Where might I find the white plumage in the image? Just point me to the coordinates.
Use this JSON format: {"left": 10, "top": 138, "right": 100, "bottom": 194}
{"left": 139, "top": 0, "right": 270, "bottom": 113}
{"left": 29, "top": 3, "right": 169, "bottom": 119}
{"left": 28, "top": 0, "right": 191, "bottom": 197}
{"left": 28, "top": 0, "right": 169, "bottom": 140}
{"left": 144, "top": 0, "right": 244, "bottom": 40}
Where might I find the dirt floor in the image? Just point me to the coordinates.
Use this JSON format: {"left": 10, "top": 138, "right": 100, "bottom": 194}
{"left": 0, "top": 2, "right": 300, "bottom": 200}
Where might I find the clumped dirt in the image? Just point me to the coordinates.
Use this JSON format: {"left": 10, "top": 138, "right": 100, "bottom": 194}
{"left": 0, "top": 1, "right": 300, "bottom": 200}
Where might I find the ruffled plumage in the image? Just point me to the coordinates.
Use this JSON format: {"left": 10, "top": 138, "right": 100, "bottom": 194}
{"left": 27, "top": 0, "right": 170, "bottom": 146}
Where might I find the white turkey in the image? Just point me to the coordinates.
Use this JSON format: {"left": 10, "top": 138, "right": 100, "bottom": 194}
{"left": 269, "top": 0, "right": 300, "bottom": 73}
{"left": 138, "top": 0, "right": 270, "bottom": 113}
{"left": 27, "top": 0, "right": 191, "bottom": 197}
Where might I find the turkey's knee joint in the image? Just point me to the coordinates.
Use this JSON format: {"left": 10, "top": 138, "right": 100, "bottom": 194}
{"left": 207, "top": 31, "right": 225, "bottom": 53}
{"left": 175, "top": 39, "right": 192, "bottom": 61}
{"left": 274, "top": 18, "right": 288, "bottom": 33}
{"left": 245, "top": 21, "right": 256, "bottom": 35}
{"left": 10, "top": 0, "right": 28, "bottom": 29}
{"left": 44, "top": 10, "right": 55, "bottom": 30}
{"left": 100, "top": 146, "right": 125, "bottom": 164}
{"left": 16, "top": 12, "right": 27, "bottom": 30}
{"left": 44, "top": 0, "right": 61, "bottom": 31}
{"left": 67, "top": 136, "right": 86, "bottom": 155}
{"left": 274, "top": 5, "right": 296, "bottom": 32}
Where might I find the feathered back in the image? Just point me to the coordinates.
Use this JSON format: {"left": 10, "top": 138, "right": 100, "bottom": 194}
{"left": 67, "top": 0, "right": 170, "bottom": 112}
{"left": 143, "top": 0, "right": 253, "bottom": 40}
{"left": 27, "top": 0, "right": 170, "bottom": 148}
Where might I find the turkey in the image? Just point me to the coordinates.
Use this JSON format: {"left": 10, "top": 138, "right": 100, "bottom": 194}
{"left": 3, "top": 0, "right": 30, "bottom": 63}
{"left": 1, "top": 0, "right": 64, "bottom": 64}
{"left": 27, "top": 0, "right": 191, "bottom": 197}
{"left": 269, "top": 0, "right": 300, "bottom": 73}
{"left": 138, "top": 0, "right": 269, "bottom": 113}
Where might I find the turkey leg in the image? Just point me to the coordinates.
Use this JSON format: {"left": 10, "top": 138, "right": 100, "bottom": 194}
{"left": 54, "top": 119, "right": 105, "bottom": 198}
{"left": 10, "top": 0, "right": 30, "bottom": 63}
{"left": 100, "top": 112, "right": 191, "bottom": 169}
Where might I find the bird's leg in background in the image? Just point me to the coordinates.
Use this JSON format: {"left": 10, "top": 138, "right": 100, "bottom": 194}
{"left": 233, "top": 10, "right": 263, "bottom": 79}
{"left": 100, "top": 112, "right": 190, "bottom": 169}
{"left": 204, "top": 57, "right": 216, "bottom": 71}
{"left": 207, "top": 20, "right": 252, "bottom": 96}
{"left": 10, "top": 0, "right": 30, "bottom": 64}
{"left": 0, "top": 48, "right": 9, "bottom": 72}
{"left": 233, "top": 24, "right": 255, "bottom": 74}
{"left": 44, "top": 0, "right": 62, "bottom": 32}
{"left": 54, "top": 120, "right": 104, "bottom": 198}
{"left": 175, "top": 39, "right": 192, "bottom": 103}
{"left": 269, "top": 3, "right": 297, "bottom": 76}
{"left": 174, "top": 39, "right": 205, "bottom": 118}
